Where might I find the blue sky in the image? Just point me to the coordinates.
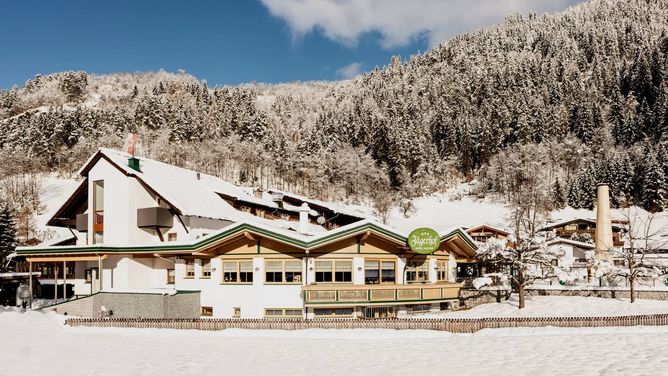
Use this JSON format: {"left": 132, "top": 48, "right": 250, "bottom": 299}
{"left": 0, "top": 0, "right": 583, "bottom": 89}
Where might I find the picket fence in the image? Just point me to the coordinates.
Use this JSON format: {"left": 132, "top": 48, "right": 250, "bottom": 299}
{"left": 65, "top": 314, "right": 668, "bottom": 333}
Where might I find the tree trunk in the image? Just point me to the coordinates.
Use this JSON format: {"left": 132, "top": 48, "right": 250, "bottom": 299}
{"left": 518, "top": 284, "right": 526, "bottom": 309}
{"left": 629, "top": 277, "right": 635, "bottom": 303}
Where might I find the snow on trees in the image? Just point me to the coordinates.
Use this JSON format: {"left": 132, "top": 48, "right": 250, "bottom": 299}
{"left": 474, "top": 183, "right": 575, "bottom": 309}
{"left": 595, "top": 208, "right": 668, "bottom": 303}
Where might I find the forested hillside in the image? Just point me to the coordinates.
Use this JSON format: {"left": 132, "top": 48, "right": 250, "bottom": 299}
{"left": 1, "top": 0, "right": 668, "bottom": 215}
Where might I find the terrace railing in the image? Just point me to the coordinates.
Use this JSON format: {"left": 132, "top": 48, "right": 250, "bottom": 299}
{"left": 302, "top": 283, "right": 462, "bottom": 306}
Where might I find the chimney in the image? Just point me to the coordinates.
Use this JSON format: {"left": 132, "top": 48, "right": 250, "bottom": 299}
{"left": 254, "top": 188, "right": 263, "bottom": 199}
{"left": 298, "top": 203, "right": 310, "bottom": 234}
{"left": 271, "top": 192, "right": 284, "bottom": 209}
{"left": 128, "top": 157, "right": 141, "bottom": 172}
{"left": 595, "top": 183, "right": 614, "bottom": 259}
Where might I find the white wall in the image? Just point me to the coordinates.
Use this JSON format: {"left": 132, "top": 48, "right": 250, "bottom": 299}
{"left": 85, "top": 158, "right": 233, "bottom": 245}
{"left": 175, "top": 257, "right": 304, "bottom": 318}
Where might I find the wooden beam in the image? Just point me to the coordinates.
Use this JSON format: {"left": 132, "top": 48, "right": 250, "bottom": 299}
{"left": 360, "top": 231, "right": 371, "bottom": 242}
{"left": 26, "top": 255, "right": 108, "bottom": 262}
{"left": 243, "top": 231, "right": 255, "bottom": 241}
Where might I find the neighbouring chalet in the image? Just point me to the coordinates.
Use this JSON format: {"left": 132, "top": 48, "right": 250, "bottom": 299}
{"left": 465, "top": 225, "right": 510, "bottom": 243}
{"left": 14, "top": 148, "right": 478, "bottom": 319}
{"left": 539, "top": 218, "right": 626, "bottom": 247}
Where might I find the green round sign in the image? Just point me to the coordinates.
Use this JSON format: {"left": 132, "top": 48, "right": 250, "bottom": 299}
{"left": 663, "top": 276, "right": 668, "bottom": 287}
{"left": 408, "top": 228, "right": 441, "bottom": 254}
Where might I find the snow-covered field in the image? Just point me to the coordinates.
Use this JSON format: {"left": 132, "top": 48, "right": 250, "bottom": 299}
{"left": 3, "top": 299, "right": 668, "bottom": 376}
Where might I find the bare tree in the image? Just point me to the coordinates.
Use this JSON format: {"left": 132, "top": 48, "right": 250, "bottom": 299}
{"left": 475, "top": 183, "right": 572, "bottom": 308}
{"left": 596, "top": 208, "right": 668, "bottom": 303}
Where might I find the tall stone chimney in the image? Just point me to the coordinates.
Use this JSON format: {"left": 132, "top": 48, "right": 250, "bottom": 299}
{"left": 595, "top": 183, "right": 614, "bottom": 259}
{"left": 298, "top": 203, "right": 310, "bottom": 234}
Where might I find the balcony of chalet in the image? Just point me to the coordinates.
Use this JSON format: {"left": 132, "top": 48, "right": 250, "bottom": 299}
{"left": 302, "top": 283, "right": 461, "bottom": 307}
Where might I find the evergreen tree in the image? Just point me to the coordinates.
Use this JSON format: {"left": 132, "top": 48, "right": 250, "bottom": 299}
{"left": 0, "top": 205, "right": 16, "bottom": 272}
{"left": 552, "top": 179, "right": 566, "bottom": 209}
{"left": 641, "top": 153, "right": 667, "bottom": 212}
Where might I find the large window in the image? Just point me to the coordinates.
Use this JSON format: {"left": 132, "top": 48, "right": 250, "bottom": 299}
{"left": 201, "top": 259, "right": 211, "bottom": 278}
{"left": 265, "top": 260, "right": 303, "bottom": 284}
{"left": 314, "top": 308, "right": 354, "bottom": 317}
{"left": 436, "top": 260, "right": 449, "bottom": 281}
{"left": 315, "top": 260, "right": 352, "bottom": 283}
{"left": 93, "top": 180, "right": 104, "bottom": 244}
{"left": 185, "top": 259, "right": 195, "bottom": 279}
{"left": 364, "top": 260, "right": 396, "bottom": 284}
{"left": 222, "top": 261, "right": 254, "bottom": 283}
{"left": 406, "top": 259, "right": 429, "bottom": 283}
{"left": 264, "top": 308, "right": 303, "bottom": 318}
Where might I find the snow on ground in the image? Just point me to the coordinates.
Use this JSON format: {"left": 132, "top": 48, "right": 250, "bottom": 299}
{"left": 2, "top": 308, "right": 668, "bottom": 376}
{"left": 438, "top": 294, "right": 668, "bottom": 318}
{"left": 386, "top": 192, "right": 511, "bottom": 233}
{"left": 34, "top": 174, "right": 80, "bottom": 242}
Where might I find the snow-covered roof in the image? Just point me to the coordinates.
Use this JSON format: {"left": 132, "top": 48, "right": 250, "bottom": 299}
{"left": 465, "top": 224, "right": 511, "bottom": 235}
{"left": 17, "top": 218, "right": 477, "bottom": 258}
{"left": 85, "top": 148, "right": 278, "bottom": 222}
{"left": 540, "top": 218, "right": 624, "bottom": 232}
{"left": 267, "top": 189, "right": 367, "bottom": 219}
{"left": 546, "top": 238, "right": 595, "bottom": 250}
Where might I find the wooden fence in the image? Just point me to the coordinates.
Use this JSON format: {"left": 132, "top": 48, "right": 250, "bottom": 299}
{"left": 65, "top": 314, "right": 668, "bottom": 333}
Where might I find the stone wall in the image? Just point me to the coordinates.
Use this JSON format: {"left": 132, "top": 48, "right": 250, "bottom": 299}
{"left": 527, "top": 288, "right": 668, "bottom": 300}
{"left": 46, "top": 291, "right": 200, "bottom": 318}
{"left": 459, "top": 288, "right": 511, "bottom": 309}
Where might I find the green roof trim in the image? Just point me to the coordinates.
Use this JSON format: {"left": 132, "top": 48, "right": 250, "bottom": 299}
{"left": 17, "top": 221, "right": 476, "bottom": 257}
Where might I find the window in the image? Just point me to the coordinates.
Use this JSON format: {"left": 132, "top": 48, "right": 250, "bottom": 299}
{"left": 407, "top": 304, "right": 431, "bottom": 314}
{"left": 222, "top": 261, "right": 254, "bottom": 283}
{"left": 84, "top": 268, "right": 99, "bottom": 284}
{"left": 365, "top": 260, "right": 396, "bottom": 284}
{"left": 564, "top": 224, "right": 577, "bottom": 231}
{"left": 406, "top": 260, "right": 429, "bottom": 283}
{"left": 265, "top": 260, "right": 303, "bottom": 284}
{"left": 315, "top": 260, "right": 352, "bottom": 283}
{"left": 264, "top": 308, "right": 303, "bottom": 318}
{"left": 201, "top": 259, "right": 211, "bottom": 278}
{"left": 201, "top": 306, "right": 213, "bottom": 316}
{"left": 313, "top": 308, "right": 354, "bottom": 317}
{"left": 166, "top": 269, "right": 175, "bottom": 284}
{"left": 185, "top": 259, "right": 195, "bottom": 278}
{"left": 168, "top": 233, "right": 177, "bottom": 241}
{"left": 233, "top": 307, "right": 241, "bottom": 318}
{"left": 93, "top": 180, "right": 104, "bottom": 244}
{"left": 436, "top": 260, "right": 449, "bottom": 281}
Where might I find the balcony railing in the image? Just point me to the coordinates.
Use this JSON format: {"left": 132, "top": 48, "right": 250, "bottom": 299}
{"left": 302, "top": 283, "right": 462, "bottom": 306}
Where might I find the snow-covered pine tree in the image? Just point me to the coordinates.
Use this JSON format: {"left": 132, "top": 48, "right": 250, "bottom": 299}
{"left": 552, "top": 178, "right": 566, "bottom": 209}
{"left": 641, "top": 152, "right": 667, "bottom": 212}
{"left": 0, "top": 205, "right": 16, "bottom": 272}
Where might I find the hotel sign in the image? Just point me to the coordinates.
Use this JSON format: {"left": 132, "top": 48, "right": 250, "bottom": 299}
{"left": 408, "top": 228, "right": 441, "bottom": 254}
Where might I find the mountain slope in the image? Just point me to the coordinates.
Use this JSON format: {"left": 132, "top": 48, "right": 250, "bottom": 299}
{"left": 1, "top": 0, "right": 668, "bottom": 213}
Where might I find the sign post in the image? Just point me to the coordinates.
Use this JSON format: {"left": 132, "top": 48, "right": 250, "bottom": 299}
{"left": 407, "top": 228, "right": 441, "bottom": 254}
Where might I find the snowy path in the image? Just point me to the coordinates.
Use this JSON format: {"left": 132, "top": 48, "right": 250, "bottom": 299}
{"left": 1, "top": 309, "right": 668, "bottom": 376}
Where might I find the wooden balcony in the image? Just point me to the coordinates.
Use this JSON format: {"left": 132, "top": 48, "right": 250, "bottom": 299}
{"left": 302, "top": 283, "right": 462, "bottom": 307}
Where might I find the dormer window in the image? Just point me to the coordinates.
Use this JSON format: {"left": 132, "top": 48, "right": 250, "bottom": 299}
{"left": 93, "top": 180, "right": 104, "bottom": 244}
